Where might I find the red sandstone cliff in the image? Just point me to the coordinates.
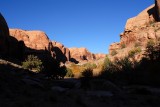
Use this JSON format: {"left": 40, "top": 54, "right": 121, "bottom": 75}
{"left": 109, "top": 2, "right": 160, "bottom": 60}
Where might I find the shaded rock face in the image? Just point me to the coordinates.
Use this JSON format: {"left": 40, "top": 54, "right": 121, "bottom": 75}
{"left": 0, "top": 13, "right": 25, "bottom": 59}
{"left": 109, "top": 3, "right": 160, "bottom": 60}
{"left": 51, "top": 41, "right": 70, "bottom": 63}
{"left": 0, "top": 13, "right": 9, "bottom": 56}
{"left": 155, "top": 0, "right": 160, "bottom": 21}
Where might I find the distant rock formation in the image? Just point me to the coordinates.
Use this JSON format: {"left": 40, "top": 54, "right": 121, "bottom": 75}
{"left": 9, "top": 29, "right": 105, "bottom": 63}
{"left": 69, "top": 47, "right": 105, "bottom": 63}
{"left": 94, "top": 53, "right": 106, "bottom": 60}
{"left": 9, "top": 29, "right": 69, "bottom": 63}
{"left": 69, "top": 47, "right": 95, "bottom": 63}
{"left": 109, "top": 3, "right": 160, "bottom": 60}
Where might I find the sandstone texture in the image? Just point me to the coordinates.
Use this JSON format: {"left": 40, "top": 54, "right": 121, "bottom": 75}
{"left": 69, "top": 47, "right": 95, "bottom": 63}
{"left": 9, "top": 29, "right": 105, "bottom": 63}
{"left": 125, "top": 5, "right": 155, "bottom": 31}
{"left": 109, "top": 3, "right": 160, "bottom": 60}
{"left": 94, "top": 53, "right": 106, "bottom": 60}
{"left": 9, "top": 29, "right": 71, "bottom": 63}
{"left": 10, "top": 29, "right": 50, "bottom": 50}
{"left": 69, "top": 47, "right": 105, "bottom": 63}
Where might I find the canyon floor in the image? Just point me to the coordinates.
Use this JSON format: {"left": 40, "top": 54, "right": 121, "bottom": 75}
{"left": 1, "top": 59, "right": 160, "bottom": 107}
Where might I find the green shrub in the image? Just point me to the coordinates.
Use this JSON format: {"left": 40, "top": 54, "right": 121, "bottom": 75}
{"left": 144, "top": 41, "right": 160, "bottom": 60}
{"left": 128, "top": 47, "right": 141, "bottom": 57}
{"left": 115, "top": 57, "right": 134, "bottom": 71}
{"left": 128, "top": 50, "right": 135, "bottom": 57}
{"left": 101, "top": 56, "right": 112, "bottom": 71}
{"left": 121, "top": 43, "right": 126, "bottom": 49}
{"left": 111, "top": 50, "right": 117, "bottom": 56}
{"left": 82, "top": 63, "right": 97, "bottom": 69}
{"left": 147, "top": 40, "right": 155, "bottom": 48}
{"left": 81, "top": 68, "right": 93, "bottom": 78}
{"left": 22, "top": 55, "right": 43, "bottom": 73}
{"left": 134, "top": 42, "right": 141, "bottom": 47}
{"left": 65, "top": 68, "right": 74, "bottom": 77}
{"left": 149, "top": 20, "right": 155, "bottom": 25}
{"left": 99, "top": 56, "right": 139, "bottom": 84}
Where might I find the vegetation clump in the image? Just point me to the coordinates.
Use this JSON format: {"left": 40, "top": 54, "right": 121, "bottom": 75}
{"left": 147, "top": 39, "right": 155, "bottom": 47}
{"left": 128, "top": 47, "right": 141, "bottom": 57}
{"left": 65, "top": 68, "right": 74, "bottom": 77}
{"left": 22, "top": 55, "right": 43, "bottom": 73}
{"left": 144, "top": 40, "right": 160, "bottom": 60}
{"left": 134, "top": 42, "right": 141, "bottom": 47}
{"left": 121, "top": 43, "right": 126, "bottom": 49}
{"left": 111, "top": 50, "right": 118, "bottom": 56}
{"left": 82, "top": 63, "right": 97, "bottom": 69}
{"left": 99, "top": 41, "right": 160, "bottom": 85}
{"left": 81, "top": 68, "right": 93, "bottom": 78}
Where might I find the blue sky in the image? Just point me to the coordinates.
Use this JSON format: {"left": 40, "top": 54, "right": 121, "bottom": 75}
{"left": 0, "top": 0, "right": 154, "bottom": 54}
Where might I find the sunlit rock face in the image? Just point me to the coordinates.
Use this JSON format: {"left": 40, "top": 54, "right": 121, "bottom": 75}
{"left": 94, "top": 53, "right": 106, "bottom": 60}
{"left": 69, "top": 47, "right": 95, "bottom": 63}
{"left": 109, "top": 3, "right": 160, "bottom": 60}
{"left": 125, "top": 0, "right": 160, "bottom": 31}
{"left": 10, "top": 29, "right": 50, "bottom": 50}
{"left": 125, "top": 5, "right": 155, "bottom": 31}
{"left": 69, "top": 47, "right": 105, "bottom": 63}
{"left": 9, "top": 28, "right": 105, "bottom": 63}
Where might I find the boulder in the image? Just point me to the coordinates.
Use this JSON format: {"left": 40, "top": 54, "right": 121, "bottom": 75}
{"left": 51, "top": 86, "right": 68, "bottom": 92}
{"left": 89, "top": 79, "right": 122, "bottom": 93}
{"left": 22, "top": 77, "right": 44, "bottom": 88}
{"left": 86, "top": 91, "right": 113, "bottom": 97}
